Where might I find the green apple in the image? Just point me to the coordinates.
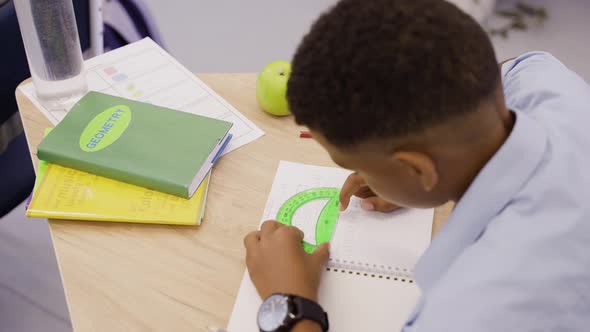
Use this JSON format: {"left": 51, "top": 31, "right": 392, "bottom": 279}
{"left": 256, "top": 60, "right": 291, "bottom": 116}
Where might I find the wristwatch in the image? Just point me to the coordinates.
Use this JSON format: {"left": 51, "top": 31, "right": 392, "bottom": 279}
{"left": 257, "top": 293, "right": 329, "bottom": 332}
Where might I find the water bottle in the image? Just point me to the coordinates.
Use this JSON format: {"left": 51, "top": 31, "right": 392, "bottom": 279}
{"left": 14, "top": 0, "right": 88, "bottom": 112}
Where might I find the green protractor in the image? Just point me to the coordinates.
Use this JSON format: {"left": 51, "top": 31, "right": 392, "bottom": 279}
{"left": 275, "top": 187, "right": 340, "bottom": 253}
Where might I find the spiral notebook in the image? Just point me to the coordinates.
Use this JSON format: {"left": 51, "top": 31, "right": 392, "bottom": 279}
{"left": 227, "top": 161, "right": 434, "bottom": 331}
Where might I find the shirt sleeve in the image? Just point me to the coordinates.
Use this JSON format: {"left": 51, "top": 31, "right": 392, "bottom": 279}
{"left": 501, "top": 51, "right": 590, "bottom": 118}
{"left": 402, "top": 208, "right": 588, "bottom": 332}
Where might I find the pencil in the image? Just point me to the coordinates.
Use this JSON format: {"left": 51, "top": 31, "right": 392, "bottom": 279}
{"left": 300, "top": 130, "right": 313, "bottom": 138}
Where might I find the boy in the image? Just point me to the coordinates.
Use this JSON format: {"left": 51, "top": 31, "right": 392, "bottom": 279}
{"left": 244, "top": 0, "right": 590, "bottom": 331}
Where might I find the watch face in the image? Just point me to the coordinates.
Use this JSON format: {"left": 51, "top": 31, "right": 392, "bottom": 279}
{"left": 258, "top": 294, "right": 290, "bottom": 331}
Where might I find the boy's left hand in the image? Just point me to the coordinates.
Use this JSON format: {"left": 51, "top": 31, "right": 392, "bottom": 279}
{"left": 244, "top": 220, "right": 330, "bottom": 301}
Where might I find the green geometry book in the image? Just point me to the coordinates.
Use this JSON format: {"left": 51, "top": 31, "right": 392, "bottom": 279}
{"left": 37, "top": 91, "right": 232, "bottom": 198}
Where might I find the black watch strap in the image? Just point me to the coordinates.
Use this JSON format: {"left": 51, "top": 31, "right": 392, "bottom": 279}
{"left": 292, "top": 296, "right": 329, "bottom": 332}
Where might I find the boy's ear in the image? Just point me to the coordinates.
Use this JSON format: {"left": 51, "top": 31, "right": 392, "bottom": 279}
{"left": 392, "top": 151, "right": 439, "bottom": 192}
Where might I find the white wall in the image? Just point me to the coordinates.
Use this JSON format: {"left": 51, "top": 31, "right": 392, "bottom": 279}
{"left": 143, "top": 0, "right": 590, "bottom": 81}
{"left": 491, "top": 0, "right": 590, "bottom": 81}
{"left": 143, "top": 0, "right": 338, "bottom": 73}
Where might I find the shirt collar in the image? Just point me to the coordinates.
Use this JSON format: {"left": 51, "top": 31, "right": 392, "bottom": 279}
{"left": 415, "top": 111, "right": 548, "bottom": 294}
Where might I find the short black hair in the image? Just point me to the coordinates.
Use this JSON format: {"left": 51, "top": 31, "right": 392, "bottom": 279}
{"left": 287, "top": 0, "right": 499, "bottom": 146}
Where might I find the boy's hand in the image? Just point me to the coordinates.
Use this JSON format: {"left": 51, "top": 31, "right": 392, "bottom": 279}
{"left": 339, "top": 173, "right": 400, "bottom": 212}
{"left": 244, "top": 220, "right": 330, "bottom": 301}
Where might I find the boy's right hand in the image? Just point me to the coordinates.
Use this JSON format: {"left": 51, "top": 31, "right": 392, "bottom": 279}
{"left": 339, "top": 173, "right": 400, "bottom": 212}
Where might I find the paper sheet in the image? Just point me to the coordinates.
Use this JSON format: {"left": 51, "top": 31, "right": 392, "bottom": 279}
{"left": 263, "top": 161, "right": 433, "bottom": 276}
{"left": 228, "top": 161, "right": 432, "bottom": 332}
{"left": 18, "top": 38, "right": 264, "bottom": 155}
{"left": 228, "top": 270, "right": 420, "bottom": 332}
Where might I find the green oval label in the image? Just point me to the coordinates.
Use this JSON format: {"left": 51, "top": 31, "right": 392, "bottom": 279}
{"left": 79, "top": 105, "right": 132, "bottom": 152}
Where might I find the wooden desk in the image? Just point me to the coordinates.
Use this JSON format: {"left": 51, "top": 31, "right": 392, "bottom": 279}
{"left": 17, "top": 73, "right": 452, "bottom": 332}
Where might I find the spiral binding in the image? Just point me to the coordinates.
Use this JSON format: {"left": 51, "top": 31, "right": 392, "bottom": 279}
{"left": 327, "top": 258, "right": 414, "bottom": 281}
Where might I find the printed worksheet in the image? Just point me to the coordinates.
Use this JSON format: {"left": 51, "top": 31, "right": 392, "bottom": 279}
{"left": 19, "top": 38, "right": 264, "bottom": 154}
{"left": 264, "top": 161, "right": 434, "bottom": 276}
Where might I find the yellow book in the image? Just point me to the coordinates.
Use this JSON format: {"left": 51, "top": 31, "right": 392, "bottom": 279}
{"left": 27, "top": 164, "right": 210, "bottom": 225}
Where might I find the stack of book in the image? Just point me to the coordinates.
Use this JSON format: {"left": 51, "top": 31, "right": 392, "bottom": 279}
{"left": 26, "top": 91, "right": 233, "bottom": 226}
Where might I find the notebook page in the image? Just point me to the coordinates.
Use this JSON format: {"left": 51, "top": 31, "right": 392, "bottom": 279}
{"left": 228, "top": 271, "right": 420, "bottom": 332}
{"left": 261, "top": 161, "right": 433, "bottom": 275}
{"left": 332, "top": 204, "right": 433, "bottom": 276}
{"left": 227, "top": 161, "right": 432, "bottom": 331}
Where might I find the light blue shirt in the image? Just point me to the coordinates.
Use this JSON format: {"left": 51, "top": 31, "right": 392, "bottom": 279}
{"left": 403, "top": 52, "right": 590, "bottom": 331}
